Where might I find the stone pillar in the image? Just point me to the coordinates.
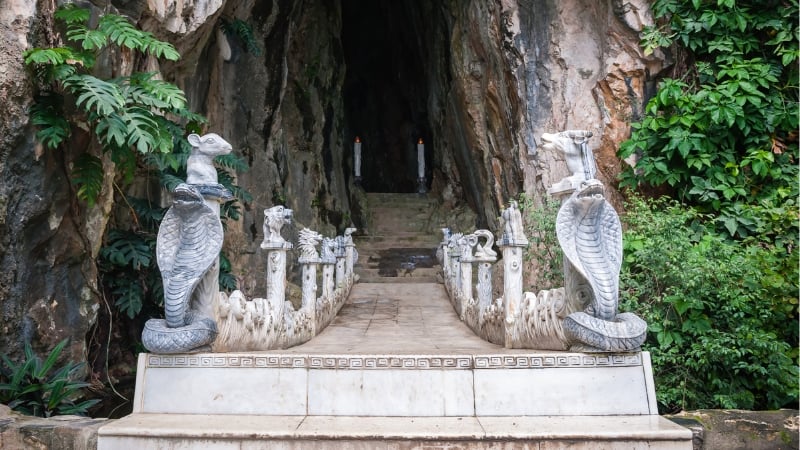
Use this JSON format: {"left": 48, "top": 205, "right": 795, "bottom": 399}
{"left": 458, "top": 234, "right": 478, "bottom": 319}
{"left": 299, "top": 258, "right": 319, "bottom": 320}
{"left": 321, "top": 238, "right": 336, "bottom": 300}
{"left": 498, "top": 201, "right": 528, "bottom": 349}
{"left": 334, "top": 236, "right": 346, "bottom": 288}
{"left": 262, "top": 242, "right": 291, "bottom": 305}
{"left": 448, "top": 239, "right": 462, "bottom": 314}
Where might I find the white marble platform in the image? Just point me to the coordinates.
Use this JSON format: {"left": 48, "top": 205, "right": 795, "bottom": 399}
{"left": 132, "top": 351, "right": 657, "bottom": 416}
{"left": 99, "top": 283, "right": 691, "bottom": 449}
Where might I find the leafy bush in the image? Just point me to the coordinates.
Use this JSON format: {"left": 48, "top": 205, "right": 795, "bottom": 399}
{"left": 619, "top": 195, "right": 798, "bottom": 412}
{"left": 0, "top": 340, "right": 99, "bottom": 417}
{"left": 518, "top": 194, "right": 563, "bottom": 292}
{"left": 25, "top": 5, "right": 252, "bottom": 320}
{"left": 618, "top": 0, "right": 798, "bottom": 239}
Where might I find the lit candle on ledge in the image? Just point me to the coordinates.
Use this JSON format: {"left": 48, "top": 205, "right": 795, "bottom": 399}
{"left": 354, "top": 136, "right": 362, "bottom": 178}
{"left": 417, "top": 138, "right": 425, "bottom": 179}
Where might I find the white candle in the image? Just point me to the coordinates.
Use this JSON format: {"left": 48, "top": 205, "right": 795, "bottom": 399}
{"left": 417, "top": 138, "right": 425, "bottom": 178}
{"left": 354, "top": 136, "right": 362, "bottom": 177}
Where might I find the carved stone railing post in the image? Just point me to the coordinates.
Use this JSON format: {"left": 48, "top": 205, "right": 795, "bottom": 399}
{"left": 437, "top": 228, "right": 451, "bottom": 279}
{"left": 320, "top": 237, "right": 336, "bottom": 300}
{"left": 344, "top": 227, "right": 357, "bottom": 278}
{"left": 298, "top": 228, "right": 324, "bottom": 336}
{"left": 458, "top": 234, "right": 477, "bottom": 319}
{"left": 447, "top": 235, "right": 463, "bottom": 314}
{"left": 472, "top": 230, "right": 498, "bottom": 317}
{"left": 334, "top": 236, "right": 346, "bottom": 288}
{"left": 260, "top": 206, "right": 294, "bottom": 306}
{"left": 498, "top": 200, "right": 528, "bottom": 349}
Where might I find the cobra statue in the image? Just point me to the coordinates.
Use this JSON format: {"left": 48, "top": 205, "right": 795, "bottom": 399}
{"left": 142, "top": 133, "right": 233, "bottom": 353}
{"left": 556, "top": 179, "right": 647, "bottom": 352}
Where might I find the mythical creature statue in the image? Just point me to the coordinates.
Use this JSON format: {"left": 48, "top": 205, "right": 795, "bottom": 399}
{"left": 298, "top": 228, "right": 324, "bottom": 261}
{"left": 499, "top": 200, "right": 527, "bottom": 246}
{"left": 321, "top": 237, "right": 337, "bottom": 264}
{"left": 142, "top": 133, "right": 233, "bottom": 354}
{"left": 261, "top": 205, "right": 293, "bottom": 248}
{"left": 541, "top": 130, "right": 597, "bottom": 193}
{"left": 556, "top": 179, "right": 646, "bottom": 351}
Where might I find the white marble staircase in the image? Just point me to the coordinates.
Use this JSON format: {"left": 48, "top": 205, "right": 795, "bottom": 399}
{"left": 98, "top": 283, "right": 692, "bottom": 449}
{"left": 354, "top": 193, "right": 442, "bottom": 283}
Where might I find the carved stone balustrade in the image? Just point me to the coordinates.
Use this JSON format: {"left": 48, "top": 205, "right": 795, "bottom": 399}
{"left": 213, "top": 215, "right": 357, "bottom": 352}
{"left": 440, "top": 131, "right": 647, "bottom": 353}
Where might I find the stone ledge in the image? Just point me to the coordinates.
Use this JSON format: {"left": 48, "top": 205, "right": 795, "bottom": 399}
{"left": 98, "top": 413, "right": 692, "bottom": 449}
{"left": 0, "top": 405, "right": 108, "bottom": 450}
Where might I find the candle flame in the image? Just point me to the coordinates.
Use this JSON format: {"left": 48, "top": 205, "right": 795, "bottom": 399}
{"left": 418, "top": 138, "right": 424, "bottom": 144}
{"left": 355, "top": 136, "right": 361, "bottom": 143}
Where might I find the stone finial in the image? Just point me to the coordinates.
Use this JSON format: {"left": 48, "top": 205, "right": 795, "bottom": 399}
{"left": 298, "top": 228, "right": 324, "bottom": 262}
{"left": 321, "top": 237, "right": 337, "bottom": 264}
{"left": 186, "top": 133, "right": 232, "bottom": 185}
{"left": 499, "top": 200, "right": 528, "bottom": 247}
{"left": 541, "top": 130, "right": 596, "bottom": 194}
{"left": 261, "top": 205, "right": 293, "bottom": 249}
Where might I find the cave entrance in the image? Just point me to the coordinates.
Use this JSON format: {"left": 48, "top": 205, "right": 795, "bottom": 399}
{"left": 341, "top": 1, "right": 435, "bottom": 193}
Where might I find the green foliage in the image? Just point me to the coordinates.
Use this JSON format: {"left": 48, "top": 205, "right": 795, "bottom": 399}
{"left": 24, "top": 4, "right": 185, "bottom": 207}
{"left": 0, "top": 340, "right": 100, "bottom": 417}
{"left": 25, "top": 5, "right": 251, "bottom": 321}
{"left": 619, "top": 195, "right": 798, "bottom": 411}
{"left": 618, "top": 0, "right": 799, "bottom": 239}
{"left": 517, "top": 194, "right": 563, "bottom": 292}
{"left": 220, "top": 18, "right": 262, "bottom": 56}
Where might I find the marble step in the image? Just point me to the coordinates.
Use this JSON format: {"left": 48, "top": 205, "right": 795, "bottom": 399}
{"left": 355, "top": 267, "right": 440, "bottom": 279}
{"left": 98, "top": 414, "right": 692, "bottom": 450}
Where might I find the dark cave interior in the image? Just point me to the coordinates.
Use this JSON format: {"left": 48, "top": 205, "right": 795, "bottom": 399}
{"left": 341, "top": 0, "right": 436, "bottom": 193}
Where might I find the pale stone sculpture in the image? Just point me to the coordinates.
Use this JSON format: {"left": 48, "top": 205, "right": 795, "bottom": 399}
{"left": 542, "top": 130, "right": 597, "bottom": 194}
{"left": 438, "top": 131, "right": 647, "bottom": 352}
{"left": 214, "top": 221, "right": 357, "bottom": 351}
{"left": 557, "top": 179, "right": 646, "bottom": 351}
{"left": 142, "top": 133, "right": 233, "bottom": 354}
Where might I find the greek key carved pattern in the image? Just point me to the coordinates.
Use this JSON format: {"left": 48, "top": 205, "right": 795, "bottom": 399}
{"left": 146, "top": 352, "right": 641, "bottom": 370}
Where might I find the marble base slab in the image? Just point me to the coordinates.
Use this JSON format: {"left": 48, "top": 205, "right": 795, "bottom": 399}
{"left": 131, "top": 351, "right": 658, "bottom": 416}
{"left": 98, "top": 414, "right": 693, "bottom": 449}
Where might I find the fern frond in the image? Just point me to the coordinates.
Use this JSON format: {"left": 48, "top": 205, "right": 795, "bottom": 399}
{"left": 48, "top": 64, "right": 77, "bottom": 81}
{"left": 98, "top": 15, "right": 144, "bottom": 50}
{"left": 215, "top": 153, "right": 249, "bottom": 172}
{"left": 62, "top": 74, "right": 124, "bottom": 116}
{"left": 54, "top": 4, "right": 90, "bottom": 24}
{"left": 66, "top": 23, "right": 108, "bottom": 51}
{"left": 140, "top": 34, "right": 180, "bottom": 61}
{"left": 151, "top": 115, "right": 175, "bottom": 154}
{"left": 95, "top": 113, "right": 127, "bottom": 147}
{"left": 121, "top": 108, "right": 157, "bottom": 153}
{"left": 30, "top": 95, "right": 70, "bottom": 149}
{"left": 23, "top": 48, "right": 73, "bottom": 66}
{"left": 159, "top": 173, "right": 186, "bottom": 191}
{"left": 123, "top": 72, "right": 187, "bottom": 111}
{"left": 128, "top": 197, "right": 167, "bottom": 230}
{"left": 71, "top": 153, "right": 104, "bottom": 207}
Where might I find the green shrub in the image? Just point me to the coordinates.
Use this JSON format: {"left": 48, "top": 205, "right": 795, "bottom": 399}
{"left": 619, "top": 0, "right": 799, "bottom": 239}
{"left": 0, "top": 340, "right": 99, "bottom": 417}
{"left": 26, "top": 5, "right": 252, "bottom": 320}
{"left": 518, "top": 194, "right": 563, "bottom": 292}
{"left": 619, "top": 195, "right": 798, "bottom": 411}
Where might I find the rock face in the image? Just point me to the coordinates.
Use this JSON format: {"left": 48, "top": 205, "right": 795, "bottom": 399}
{"left": 0, "top": 0, "right": 662, "bottom": 364}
